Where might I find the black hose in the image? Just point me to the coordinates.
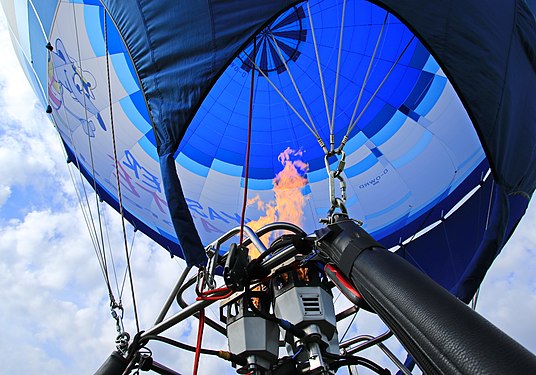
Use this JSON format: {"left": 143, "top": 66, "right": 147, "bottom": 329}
{"left": 142, "top": 335, "right": 247, "bottom": 366}
{"left": 322, "top": 350, "right": 389, "bottom": 374}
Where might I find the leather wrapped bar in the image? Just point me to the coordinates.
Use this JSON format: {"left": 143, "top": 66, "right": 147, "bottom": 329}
{"left": 317, "top": 219, "right": 536, "bottom": 374}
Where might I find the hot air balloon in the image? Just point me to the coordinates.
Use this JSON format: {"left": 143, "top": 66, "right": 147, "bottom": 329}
{"left": 2, "top": 0, "right": 536, "bottom": 373}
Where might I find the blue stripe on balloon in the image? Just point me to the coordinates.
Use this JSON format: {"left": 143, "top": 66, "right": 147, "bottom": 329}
{"left": 176, "top": 153, "right": 209, "bottom": 177}
{"left": 82, "top": 0, "right": 102, "bottom": 5}
{"left": 111, "top": 53, "right": 140, "bottom": 95}
{"left": 343, "top": 131, "right": 368, "bottom": 154}
{"left": 307, "top": 168, "right": 328, "bottom": 183}
{"left": 31, "top": 0, "right": 57, "bottom": 35}
{"left": 365, "top": 192, "right": 411, "bottom": 220}
{"left": 422, "top": 55, "right": 440, "bottom": 74}
{"left": 243, "top": 178, "right": 274, "bottom": 190}
{"left": 130, "top": 91, "right": 151, "bottom": 124}
{"left": 458, "top": 149, "right": 486, "bottom": 171}
{"left": 210, "top": 158, "right": 243, "bottom": 177}
{"left": 137, "top": 135, "right": 159, "bottom": 161}
{"left": 415, "top": 75, "right": 447, "bottom": 116}
{"left": 20, "top": 52, "right": 47, "bottom": 106}
{"left": 249, "top": 167, "right": 276, "bottom": 179}
{"left": 407, "top": 42, "right": 429, "bottom": 70}
{"left": 391, "top": 131, "right": 433, "bottom": 169}
{"left": 119, "top": 94, "right": 151, "bottom": 133}
{"left": 344, "top": 153, "right": 378, "bottom": 178}
{"left": 370, "top": 213, "right": 410, "bottom": 240}
{"left": 85, "top": 5, "right": 105, "bottom": 56}
{"left": 28, "top": 9, "right": 47, "bottom": 96}
{"left": 404, "top": 71, "right": 435, "bottom": 110}
{"left": 371, "top": 110, "right": 406, "bottom": 146}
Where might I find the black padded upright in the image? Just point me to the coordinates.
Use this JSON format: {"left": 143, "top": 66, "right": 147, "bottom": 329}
{"left": 318, "top": 219, "right": 536, "bottom": 374}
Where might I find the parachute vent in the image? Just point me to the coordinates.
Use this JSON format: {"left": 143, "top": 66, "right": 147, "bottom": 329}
{"left": 239, "top": 5, "right": 307, "bottom": 75}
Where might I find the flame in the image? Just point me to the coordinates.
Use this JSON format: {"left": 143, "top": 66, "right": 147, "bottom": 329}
{"left": 246, "top": 147, "right": 308, "bottom": 255}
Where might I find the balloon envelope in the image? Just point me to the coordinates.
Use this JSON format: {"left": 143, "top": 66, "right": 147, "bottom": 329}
{"left": 3, "top": 0, "right": 535, "bottom": 299}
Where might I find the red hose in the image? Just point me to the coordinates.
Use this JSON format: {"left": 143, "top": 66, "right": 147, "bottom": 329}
{"left": 193, "top": 309, "right": 205, "bottom": 375}
{"left": 239, "top": 39, "right": 257, "bottom": 245}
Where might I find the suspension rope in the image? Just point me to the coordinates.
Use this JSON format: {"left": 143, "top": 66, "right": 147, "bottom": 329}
{"left": 473, "top": 173, "right": 493, "bottom": 310}
{"left": 344, "top": 12, "right": 389, "bottom": 150}
{"left": 239, "top": 39, "right": 256, "bottom": 245}
{"left": 485, "top": 179, "right": 495, "bottom": 230}
{"left": 269, "top": 31, "right": 321, "bottom": 140}
{"left": 104, "top": 10, "right": 140, "bottom": 332}
{"left": 307, "top": 1, "right": 331, "bottom": 129}
{"left": 120, "top": 229, "right": 138, "bottom": 299}
{"left": 245, "top": 52, "right": 328, "bottom": 153}
{"left": 71, "top": 2, "right": 111, "bottom": 279}
{"left": 68, "top": 3, "right": 118, "bottom": 304}
{"left": 345, "top": 35, "right": 415, "bottom": 139}
{"left": 329, "top": 0, "right": 348, "bottom": 152}
{"left": 59, "top": 126, "right": 116, "bottom": 299}
{"left": 101, "top": 205, "right": 121, "bottom": 298}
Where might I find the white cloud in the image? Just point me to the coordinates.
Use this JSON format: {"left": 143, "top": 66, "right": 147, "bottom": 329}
{"left": 0, "top": 184, "right": 11, "bottom": 206}
{"left": 476, "top": 198, "right": 536, "bottom": 354}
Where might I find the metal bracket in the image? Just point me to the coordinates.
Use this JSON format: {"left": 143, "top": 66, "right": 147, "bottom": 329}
{"left": 321, "top": 151, "right": 349, "bottom": 224}
{"left": 111, "top": 302, "right": 130, "bottom": 354}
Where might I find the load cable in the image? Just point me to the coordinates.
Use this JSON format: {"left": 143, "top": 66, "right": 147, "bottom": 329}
{"left": 342, "top": 35, "right": 416, "bottom": 147}
{"left": 345, "top": 12, "right": 388, "bottom": 146}
{"left": 58, "top": 126, "right": 117, "bottom": 304}
{"left": 64, "top": 2, "right": 120, "bottom": 308}
{"left": 71, "top": 1, "right": 111, "bottom": 284}
{"left": 329, "top": 0, "right": 347, "bottom": 151}
{"left": 104, "top": 9, "right": 140, "bottom": 333}
{"left": 306, "top": 1, "right": 331, "bottom": 128}
{"left": 245, "top": 49, "right": 327, "bottom": 153}
{"left": 120, "top": 230, "right": 137, "bottom": 300}
{"left": 141, "top": 335, "right": 246, "bottom": 365}
{"left": 269, "top": 31, "right": 321, "bottom": 140}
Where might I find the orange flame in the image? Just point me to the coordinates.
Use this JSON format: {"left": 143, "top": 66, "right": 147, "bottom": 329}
{"left": 247, "top": 148, "right": 308, "bottom": 255}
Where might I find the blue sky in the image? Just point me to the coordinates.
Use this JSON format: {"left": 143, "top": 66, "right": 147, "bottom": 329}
{"left": 0, "top": 8, "right": 535, "bottom": 375}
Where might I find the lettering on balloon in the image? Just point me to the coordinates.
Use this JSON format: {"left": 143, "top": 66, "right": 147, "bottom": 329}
{"left": 109, "top": 151, "right": 247, "bottom": 233}
{"left": 359, "top": 168, "right": 389, "bottom": 189}
{"left": 108, "top": 152, "right": 167, "bottom": 214}
{"left": 185, "top": 198, "right": 245, "bottom": 227}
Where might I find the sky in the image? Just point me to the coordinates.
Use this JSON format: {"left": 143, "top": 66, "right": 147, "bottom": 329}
{"left": 0, "top": 8, "right": 535, "bottom": 375}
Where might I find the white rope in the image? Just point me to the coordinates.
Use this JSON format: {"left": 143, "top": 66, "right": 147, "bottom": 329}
{"left": 347, "top": 35, "right": 415, "bottom": 135}
{"left": 103, "top": 7, "right": 141, "bottom": 332}
{"left": 329, "top": 0, "right": 347, "bottom": 150}
{"left": 71, "top": 2, "right": 116, "bottom": 296}
{"left": 269, "top": 31, "right": 321, "bottom": 138}
{"left": 485, "top": 179, "right": 495, "bottom": 230}
{"left": 345, "top": 13, "right": 388, "bottom": 142}
{"left": 306, "top": 1, "right": 331, "bottom": 128}
{"left": 245, "top": 54, "right": 327, "bottom": 151}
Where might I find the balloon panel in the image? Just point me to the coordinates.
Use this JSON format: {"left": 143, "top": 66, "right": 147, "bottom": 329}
{"left": 179, "top": 1, "right": 486, "bottom": 245}
{"left": 6, "top": 0, "right": 486, "bottom": 253}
